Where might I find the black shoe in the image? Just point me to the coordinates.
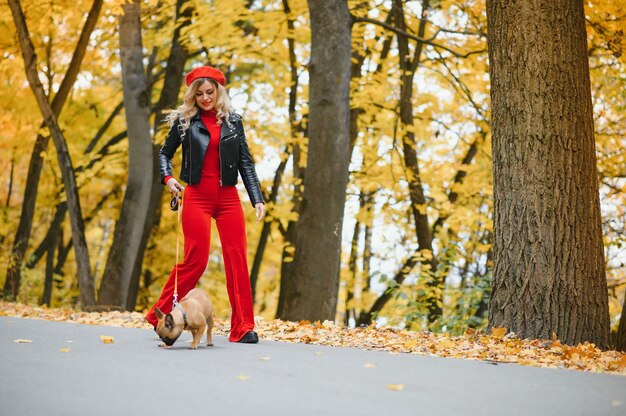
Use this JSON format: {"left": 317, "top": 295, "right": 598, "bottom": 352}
{"left": 238, "top": 331, "right": 259, "bottom": 344}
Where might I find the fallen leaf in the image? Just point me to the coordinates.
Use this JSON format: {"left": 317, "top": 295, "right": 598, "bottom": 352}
{"left": 363, "top": 363, "right": 376, "bottom": 368}
{"left": 491, "top": 327, "right": 507, "bottom": 338}
{"left": 235, "top": 375, "right": 250, "bottom": 381}
{"left": 59, "top": 348, "right": 71, "bottom": 353}
{"left": 14, "top": 339, "right": 32, "bottom": 343}
{"left": 100, "top": 336, "right": 114, "bottom": 344}
{"left": 617, "top": 355, "right": 626, "bottom": 371}
{"left": 387, "top": 384, "right": 404, "bottom": 391}
{"left": 314, "top": 352, "right": 323, "bottom": 356}
{"left": 404, "top": 340, "right": 418, "bottom": 349}
{"left": 258, "top": 356, "right": 271, "bottom": 361}
{"left": 439, "top": 339, "right": 456, "bottom": 349}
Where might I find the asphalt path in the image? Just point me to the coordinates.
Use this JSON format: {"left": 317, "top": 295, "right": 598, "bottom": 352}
{"left": 1, "top": 317, "right": 625, "bottom": 416}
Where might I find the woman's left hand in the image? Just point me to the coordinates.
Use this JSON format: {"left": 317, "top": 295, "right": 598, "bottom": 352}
{"left": 254, "top": 203, "right": 266, "bottom": 222}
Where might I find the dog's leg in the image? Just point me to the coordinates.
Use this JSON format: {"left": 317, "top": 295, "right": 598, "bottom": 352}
{"left": 206, "top": 314, "right": 214, "bottom": 347}
{"left": 190, "top": 328, "right": 199, "bottom": 349}
{"left": 191, "top": 324, "right": 205, "bottom": 349}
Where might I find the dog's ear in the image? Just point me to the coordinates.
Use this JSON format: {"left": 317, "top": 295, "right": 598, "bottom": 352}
{"left": 155, "top": 307, "right": 164, "bottom": 320}
{"left": 165, "top": 314, "right": 174, "bottom": 329}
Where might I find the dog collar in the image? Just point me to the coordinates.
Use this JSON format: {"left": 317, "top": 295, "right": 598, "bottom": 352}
{"left": 174, "top": 302, "right": 188, "bottom": 328}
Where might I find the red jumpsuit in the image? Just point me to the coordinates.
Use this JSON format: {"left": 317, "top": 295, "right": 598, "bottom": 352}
{"left": 146, "top": 110, "right": 255, "bottom": 342}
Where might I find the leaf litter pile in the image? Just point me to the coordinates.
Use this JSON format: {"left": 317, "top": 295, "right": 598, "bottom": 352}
{"left": 2, "top": 301, "right": 624, "bottom": 376}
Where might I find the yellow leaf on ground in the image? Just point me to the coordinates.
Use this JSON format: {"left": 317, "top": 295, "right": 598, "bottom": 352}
{"left": 617, "top": 355, "right": 626, "bottom": 371}
{"left": 404, "top": 340, "right": 418, "bottom": 349}
{"left": 14, "top": 339, "right": 32, "bottom": 343}
{"left": 59, "top": 348, "right": 71, "bottom": 353}
{"left": 258, "top": 356, "right": 271, "bottom": 361}
{"left": 491, "top": 327, "right": 507, "bottom": 338}
{"left": 363, "top": 363, "right": 376, "bottom": 368}
{"left": 235, "top": 375, "right": 250, "bottom": 381}
{"left": 100, "top": 336, "right": 114, "bottom": 344}
{"left": 387, "top": 384, "right": 404, "bottom": 391}
{"left": 439, "top": 339, "right": 456, "bottom": 349}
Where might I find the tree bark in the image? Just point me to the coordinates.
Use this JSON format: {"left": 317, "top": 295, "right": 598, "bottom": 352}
{"left": 97, "top": 0, "right": 154, "bottom": 309}
{"left": 277, "top": 0, "right": 351, "bottom": 322}
{"left": 487, "top": 0, "right": 610, "bottom": 348}
{"left": 8, "top": 0, "right": 96, "bottom": 307}
{"left": 3, "top": 0, "right": 102, "bottom": 301}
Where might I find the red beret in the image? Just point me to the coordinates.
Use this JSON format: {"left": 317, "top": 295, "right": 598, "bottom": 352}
{"left": 185, "top": 66, "right": 226, "bottom": 87}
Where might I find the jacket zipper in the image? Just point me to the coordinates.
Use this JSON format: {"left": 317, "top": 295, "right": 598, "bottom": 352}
{"left": 188, "top": 129, "right": 192, "bottom": 184}
{"left": 218, "top": 123, "right": 223, "bottom": 186}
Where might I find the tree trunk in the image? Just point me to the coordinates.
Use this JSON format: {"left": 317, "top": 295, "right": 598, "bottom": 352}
{"left": 40, "top": 227, "right": 60, "bottom": 307}
{"left": 0, "top": 148, "right": 16, "bottom": 246}
{"left": 391, "top": 0, "right": 442, "bottom": 324}
{"left": 153, "top": 0, "right": 191, "bottom": 130}
{"left": 97, "top": 0, "right": 154, "bottom": 309}
{"left": 5, "top": 148, "right": 15, "bottom": 209}
{"left": 277, "top": 0, "right": 351, "bottom": 322}
{"left": 615, "top": 289, "right": 626, "bottom": 351}
{"left": 8, "top": 0, "right": 96, "bottom": 307}
{"left": 275, "top": 0, "right": 305, "bottom": 319}
{"left": 127, "top": 0, "right": 193, "bottom": 310}
{"left": 3, "top": 0, "right": 102, "bottom": 301}
{"left": 250, "top": 148, "right": 289, "bottom": 300}
{"left": 344, "top": 193, "right": 365, "bottom": 326}
{"left": 487, "top": 0, "right": 610, "bottom": 348}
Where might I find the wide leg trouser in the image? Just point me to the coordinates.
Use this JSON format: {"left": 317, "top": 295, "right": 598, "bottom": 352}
{"left": 145, "top": 175, "right": 255, "bottom": 342}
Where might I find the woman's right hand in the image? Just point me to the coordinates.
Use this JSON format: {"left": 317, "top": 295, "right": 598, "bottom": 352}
{"left": 166, "top": 178, "right": 185, "bottom": 196}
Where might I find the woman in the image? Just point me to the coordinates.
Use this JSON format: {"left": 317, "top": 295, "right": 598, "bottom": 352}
{"left": 145, "top": 65, "right": 265, "bottom": 344}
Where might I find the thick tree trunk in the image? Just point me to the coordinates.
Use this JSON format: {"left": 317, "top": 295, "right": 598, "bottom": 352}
{"left": 3, "top": 0, "right": 102, "bottom": 301}
{"left": 97, "top": 0, "right": 154, "bottom": 309}
{"left": 487, "top": 0, "right": 609, "bottom": 348}
{"left": 127, "top": 0, "right": 192, "bottom": 310}
{"left": 277, "top": 0, "right": 351, "bottom": 322}
{"left": 9, "top": 0, "right": 96, "bottom": 307}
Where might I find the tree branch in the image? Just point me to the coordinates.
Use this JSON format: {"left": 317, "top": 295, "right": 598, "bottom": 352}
{"left": 353, "top": 16, "right": 484, "bottom": 59}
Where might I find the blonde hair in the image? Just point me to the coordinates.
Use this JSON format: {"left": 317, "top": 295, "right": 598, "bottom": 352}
{"left": 167, "top": 78, "right": 233, "bottom": 133}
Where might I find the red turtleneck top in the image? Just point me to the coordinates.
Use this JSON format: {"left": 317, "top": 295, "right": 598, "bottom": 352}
{"left": 199, "top": 109, "right": 221, "bottom": 177}
{"left": 164, "top": 109, "right": 221, "bottom": 185}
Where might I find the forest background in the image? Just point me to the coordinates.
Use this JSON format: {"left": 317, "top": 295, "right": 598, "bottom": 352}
{"left": 1, "top": 0, "right": 625, "bottom": 340}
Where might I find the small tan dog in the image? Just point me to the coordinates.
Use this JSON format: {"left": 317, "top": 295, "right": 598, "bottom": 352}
{"left": 155, "top": 288, "right": 214, "bottom": 349}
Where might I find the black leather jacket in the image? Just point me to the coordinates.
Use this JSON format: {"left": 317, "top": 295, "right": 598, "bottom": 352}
{"left": 158, "top": 112, "right": 264, "bottom": 206}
